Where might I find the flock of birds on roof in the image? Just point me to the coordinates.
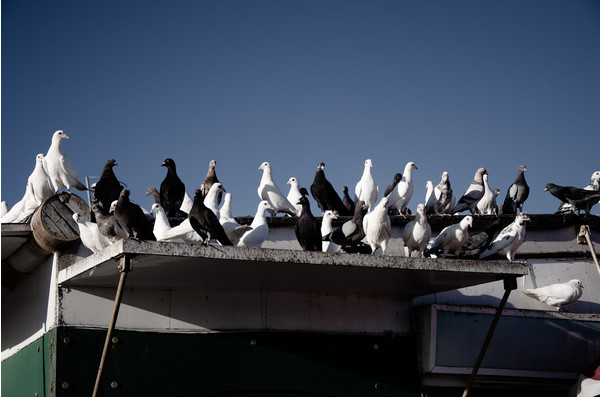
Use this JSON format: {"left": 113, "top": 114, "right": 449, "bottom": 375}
{"left": 2, "top": 131, "right": 597, "bottom": 310}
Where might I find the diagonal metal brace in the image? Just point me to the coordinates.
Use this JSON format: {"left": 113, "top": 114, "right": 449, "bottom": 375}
{"left": 92, "top": 254, "right": 133, "bottom": 397}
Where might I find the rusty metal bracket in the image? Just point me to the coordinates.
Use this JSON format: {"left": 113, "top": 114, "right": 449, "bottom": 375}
{"left": 92, "top": 255, "right": 132, "bottom": 397}
{"left": 462, "top": 276, "right": 517, "bottom": 397}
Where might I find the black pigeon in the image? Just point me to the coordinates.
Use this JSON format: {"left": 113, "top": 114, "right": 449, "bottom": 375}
{"left": 310, "top": 162, "right": 351, "bottom": 216}
{"left": 113, "top": 189, "right": 155, "bottom": 241}
{"left": 341, "top": 186, "right": 355, "bottom": 215}
{"left": 188, "top": 189, "right": 232, "bottom": 246}
{"left": 501, "top": 165, "right": 529, "bottom": 214}
{"left": 90, "top": 203, "right": 127, "bottom": 242}
{"left": 459, "top": 218, "right": 503, "bottom": 259}
{"left": 325, "top": 200, "right": 369, "bottom": 253}
{"left": 200, "top": 160, "right": 221, "bottom": 204}
{"left": 545, "top": 183, "right": 600, "bottom": 215}
{"left": 299, "top": 187, "right": 310, "bottom": 197}
{"left": 295, "top": 196, "right": 322, "bottom": 251}
{"left": 93, "top": 159, "right": 123, "bottom": 212}
{"left": 384, "top": 173, "right": 402, "bottom": 197}
{"left": 160, "top": 158, "right": 186, "bottom": 217}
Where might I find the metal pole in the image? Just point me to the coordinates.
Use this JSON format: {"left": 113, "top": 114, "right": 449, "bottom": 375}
{"left": 462, "top": 277, "right": 517, "bottom": 397}
{"left": 580, "top": 225, "right": 600, "bottom": 277}
{"left": 92, "top": 255, "right": 132, "bottom": 397}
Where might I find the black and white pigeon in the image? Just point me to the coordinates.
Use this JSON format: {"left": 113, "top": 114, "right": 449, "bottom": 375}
{"left": 501, "top": 165, "right": 529, "bottom": 214}
{"left": 188, "top": 189, "right": 232, "bottom": 246}
{"left": 557, "top": 171, "right": 600, "bottom": 213}
{"left": 384, "top": 173, "right": 402, "bottom": 197}
{"left": 387, "top": 162, "right": 418, "bottom": 216}
{"left": 200, "top": 160, "right": 222, "bottom": 205}
{"left": 545, "top": 183, "right": 600, "bottom": 215}
{"left": 113, "top": 189, "right": 155, "bottom": 241}
{"left": 324, "top": 200, "right": 369, "bottom": 253}
{"left": 295, "top": 196, "right": 322, "bottom": 251}
{"left": 90, "top": 203, "right": 128, "bottom": 242}
{"left": 43, "top": 130, "right": 87, "bottom": 192}
{"left": 428, "top": 171, "right": 455, "bottom": 215}
{"left": 258, "top": 162, "right": 298, "bottom": 216}
{"left": 341, "top": 186, "right": 355, "bottom": 216}
{"left": 451, "top": 168, "right": 487, "bottom": 214}
{"left": 93, "top": 159, "right": 123, "bottom": 212}
{"left": 363, "top": 196, "right": 392, "bottom": 255}
{"left": 424, "top": 216, "right": 473, "bottom": 258}
{"left": 160, "top": 158, "right": 186, "bottom": 217}
{"left": 522, "top": 279, "right": 584, "bottom": 311}
{"left": 354, "top": 159, "right": 379, "bottom": 212}
{"left": 310, "top": 162, "right": 351, "bottom": 216}
{"left": 479, "top": 213, "right": 530, "bottom": 262}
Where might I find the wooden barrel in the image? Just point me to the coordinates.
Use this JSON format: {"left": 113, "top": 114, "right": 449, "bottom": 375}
{"left": 31, "top": 192, "right": 89, "bottom": 253}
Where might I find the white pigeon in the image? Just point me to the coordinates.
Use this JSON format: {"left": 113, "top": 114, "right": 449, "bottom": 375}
{"left": 363, "top": 196, "right": 392, "bottom": 255}
{"left": 424, "top": 181, "right": 438, "bottom": 214}
{"left": 1, "top": 201, "right": 8, "bottom": 218}
{"left": 257, "top": 162, "right": 298, "bottom": 216}
{"left": 204, "top": 182, "right": 225, "bottom": 220}
{"left": 73, "top": 212, "right": 112, "bottom": 253}
{"left": 479, "top": 213, "right": 530, "bottom": 262}
{"left": 476, "top": 173, "right": 497, "bottom": 215}
{"left": 150, "top": 203, "right": 186, "bottom": 243}
{"left": 425, "top": 215, "right": 473, "bottom": 258}
{"left": 387, "top": 162, "right": 418, "bottom": 216}
{"left": 402, "top": 203, "right": 432, "bottom": 257}
{"left": 160, "top": 218, "right": 204, "bottom": 243}
{"left": 321, "top": 210, "right": 339, "bottom": 253}
{"left": 354, "top": 159, "right": 379, "bottom": 212}
{"left": 43, "top": 130, "right": 87, "bottom": 192}
{"left": 179, "top": 191, "right": 193, "bottom": 215}
{"left": 238, "top": 201, "right": 273, "bottom": 248}
{"left": 286, "top": 177, "right": 304, "bottom": 215}
{"left": 218, "top": 193, "right": 251, "bottom": 245}
{"left": 28, "top": 153, "right": 55, "bottom": 206}
{"left": 451, "top": 168, "right": 487, "bottom": 214}
{"left": 522, "top": 279, "right": 584, "bottom": 311}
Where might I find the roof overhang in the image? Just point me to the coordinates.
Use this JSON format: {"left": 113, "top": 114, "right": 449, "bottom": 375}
{"left": 58, "top": 239, "right": 527, "bottom": 298}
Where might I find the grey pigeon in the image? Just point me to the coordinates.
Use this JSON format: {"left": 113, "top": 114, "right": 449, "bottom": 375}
{"left": 384, "top": 173, "right": 402, "bottom": 197}
{"left": 522, "top": 279, "right": 583, "bottom": 311}
{"left": 545, "top": 183, "right": 600, "bottom": 215}
{"left": 363, "top": 197, "right": 392, "bottom": 255}
{"left": 43, "top": 130, "right": 87, "bottom": 192}
{"left": 310, "top": 162, "right": 351, "bottom": 216}
{"left": 160, "top": 158, "right": 186, "bottom": 217}
{"left": 451, "top": 168, "right": 487, "bottom": 214}
{"left": 90, "top": 203, "right": 128, "bottom": 242}
{"left": 113, "top": 189, "right": 155, "bottom": 241}
{"left": 429, "top": 171, "right": 455, "bottom": 215}
{"left": 188, "top": 189, "right": 232, "bottom": 246}
{"left": 341, "top": 186, "right": 355, "bottom": 216}
{"left": 354, "top": 159, "right": 379, "bottom": 212}
{"left": 200, "top": 160, "right": 221, "bottom": 205}
{"left": 501, "top": 165, "right": 529, "bottom": 214}
{"left": 295, "top": 196, "right": 322, "bottom": 251}
{"left": 459, "top": 218, "right": 503, "bottom": 259}
{"left": 424, "top": 216, "right": 473, "bottom": 258}
{"left": 146, "top": 187, "right": 161, "bottom": 204}
{"left": 479, "top": 213, "right": 530, "bottom": 262}
{"left": 93, "top": 159, "right": 122, "bottom": 212}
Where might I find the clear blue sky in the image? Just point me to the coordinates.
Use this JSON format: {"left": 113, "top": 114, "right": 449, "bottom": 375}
{"left": 2, "top": 0, "right": 600, "bottom": 217}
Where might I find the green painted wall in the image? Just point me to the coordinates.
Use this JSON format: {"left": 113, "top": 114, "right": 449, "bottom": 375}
{"left": 4, "top": 327, "right": 420, "bottom": 397}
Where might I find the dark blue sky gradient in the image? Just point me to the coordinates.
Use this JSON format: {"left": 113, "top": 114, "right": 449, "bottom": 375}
{"left": 2, "top": 1, "right": 600, "bottom": 217}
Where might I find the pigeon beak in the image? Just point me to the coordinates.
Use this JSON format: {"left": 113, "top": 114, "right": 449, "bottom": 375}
{"left": 161, "top": 162, "right": 166, "bottom": 167}
{"left": 63, "top": 134, "right": 70, "bottom": 139}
